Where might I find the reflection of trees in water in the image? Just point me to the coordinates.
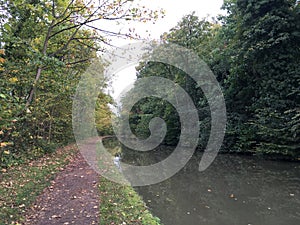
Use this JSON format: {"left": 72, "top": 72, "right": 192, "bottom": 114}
{"left": 135, "top": 153, "right": 300, "bottom": 225}
{"left": 121, "top": 144, "right": 175, "bottom": 166}
{"left": 103, "top": 138, "right": 300, "bottom": 225}
{"left": 102, "top": 137, "right": 122, "bottom": 156}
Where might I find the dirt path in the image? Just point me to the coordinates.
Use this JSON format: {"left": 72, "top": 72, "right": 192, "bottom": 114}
{"left": 25, "top": 153, "right": 100, "bottom": 225}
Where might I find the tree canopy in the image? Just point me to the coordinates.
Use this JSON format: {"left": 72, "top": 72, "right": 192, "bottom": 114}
{"left": 1, "top": 0, "right": 299, "bottom": 168}
{"left": 0, "top": 0, "right": 163, "bottom": 167}
{"left": 127, "top": 0, "right": 299, "bottom": 158}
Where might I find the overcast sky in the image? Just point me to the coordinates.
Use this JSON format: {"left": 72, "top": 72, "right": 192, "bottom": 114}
{"left": 105, "top": 0, "right": 225, "bottom": 100}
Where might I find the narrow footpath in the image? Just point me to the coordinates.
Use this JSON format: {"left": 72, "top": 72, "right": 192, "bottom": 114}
{"left": 25, "top": 153, "right": 100, "bottom": 225}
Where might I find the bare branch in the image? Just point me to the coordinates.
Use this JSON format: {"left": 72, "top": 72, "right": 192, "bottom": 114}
{"left": 84, "top": 24, "right": 137, "bottom": 39}
{"left": 65, "top": 58, "right": 91, "bottom": 66}
{"left": 74, "top": 38, "right": 100, "bottom": 51}
{"left": 50, "top": 26, "right": 81, "bottom": 57}
{"left": 49, "top": 24, "right": 80, "bottom": 39}
{"left": 52, "top": 0, "right": 56, "bottom": 18}
{"left": 52, "top": 0, "right": 89, "bottom": 28}
{"left": 50, "top": 0, "right": 101, "bottom": 38}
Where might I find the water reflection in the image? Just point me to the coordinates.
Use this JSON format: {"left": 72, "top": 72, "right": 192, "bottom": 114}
{"left": 102, "top": 138, "right": 300, "bottom": 225}
{"left": 113, "top": 154, "right": 122, "bottom": 171}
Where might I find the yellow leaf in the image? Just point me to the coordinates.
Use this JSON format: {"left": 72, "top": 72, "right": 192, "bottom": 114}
{"left": 0, "top": 142, "right": 7, "bottom": 147}
{"left": 9, "top": 77, "right": 18, "bottom": 83}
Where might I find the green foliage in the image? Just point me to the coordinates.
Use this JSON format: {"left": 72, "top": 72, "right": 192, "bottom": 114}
{"left": 0, "top": 0, "right": 95, "bottom": 166}
{"left": 127, "top": 14, "right": 216, "bottom": 149}
{"left": 224, "top": 0, "right": 300, "bottom": 156}
{"left": 127, "top": 1, "right": 299, "bottom": 159}
{"left": 0, "top": 0, "right": 162, "bottom": 167}
{"left": 125, "top": 93, "right": 180, "bottom": 145}
{"left": 95, "top": 93, "right": 114, "bottom": 136}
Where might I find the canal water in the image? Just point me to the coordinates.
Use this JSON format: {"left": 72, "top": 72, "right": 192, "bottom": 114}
{"left": 103, "top": 139, "right": 300, "bottom": 225}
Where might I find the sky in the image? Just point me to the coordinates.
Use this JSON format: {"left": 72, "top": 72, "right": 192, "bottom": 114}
{"left": 105, "top": 0, "right": 225, "bottom": 100}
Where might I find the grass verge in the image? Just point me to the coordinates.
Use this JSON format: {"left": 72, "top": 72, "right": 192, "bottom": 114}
{"left": 99, "top": 177, "right": 162, "bottom": 225}
{"left": 0, "top": 142, "right": 162, "bottom": 225}
{"left": 0, "top": 145, "right": 78, "bottom": 225}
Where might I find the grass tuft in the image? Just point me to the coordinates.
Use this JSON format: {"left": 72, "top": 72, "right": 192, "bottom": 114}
{"left": 99, "top": 178, "right": 162, "bottom": 225}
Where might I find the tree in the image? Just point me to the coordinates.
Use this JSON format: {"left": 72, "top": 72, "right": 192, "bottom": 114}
{"left": 128, "top": 14, "right": 219, "bottom": 147}
{"left": 0, "top": 0, "right": 163, "bottom": 166}
{"left": 224, "top": 0, "right": 300, "bottom": 156}
{"left": 124, "top": 1, "right": 300, "bottom": 159}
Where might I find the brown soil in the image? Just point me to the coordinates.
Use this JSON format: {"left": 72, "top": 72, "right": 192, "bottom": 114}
{"left": 25, "top": 153, "right": 100, "bottom": 225}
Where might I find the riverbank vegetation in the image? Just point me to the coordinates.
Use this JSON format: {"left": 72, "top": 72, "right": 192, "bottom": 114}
{"left": 99, "top": 177, "right": 162, "bottom": 225}
{"left": 128, "top": 0, "right": 300, "bottom": 159}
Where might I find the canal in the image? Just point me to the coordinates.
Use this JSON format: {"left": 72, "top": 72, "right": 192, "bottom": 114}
{"left": 103, "top": 138, "right": 300, "bottom": 225}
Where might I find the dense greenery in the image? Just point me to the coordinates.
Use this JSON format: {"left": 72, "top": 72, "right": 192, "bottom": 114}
{"left": 0, "top": 0, "right": 162, "bottom": 167}
{"left": 0, "top": 0, "right": 298, "bottom": 165}
{"left": 220, "top": 0, "right": 300, "bottom": 156}
{"left": 127, "top": 0, "right": 300, "bottom": 158}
